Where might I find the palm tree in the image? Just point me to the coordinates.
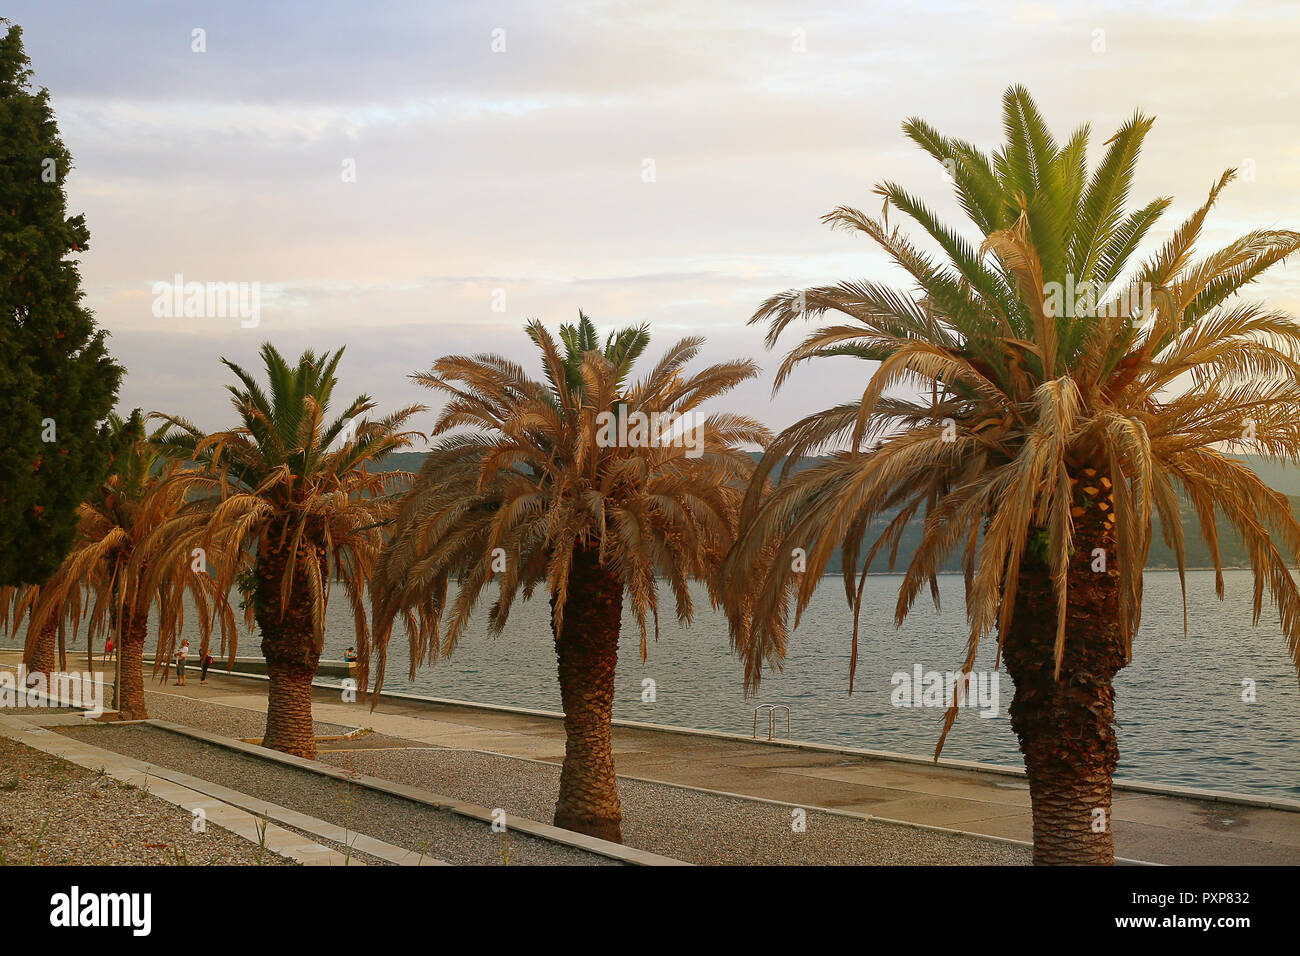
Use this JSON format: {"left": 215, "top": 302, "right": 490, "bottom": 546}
{"left": 3, "top": 416, "right": 140, "bottom": 690}
{"left": 25, "top": 412, "right": 237, "bottom": 720}
{"left": 1, "top": 584, "right": 58, "bottom": 682}
{"left": 370, "top": 313, "right": 770, "bottom": 842}
{"left": 146, "top": 343, "right": 423, "bottom": 758}
{"left": 724, "top": 86, "right": 1300, "bottom": 865}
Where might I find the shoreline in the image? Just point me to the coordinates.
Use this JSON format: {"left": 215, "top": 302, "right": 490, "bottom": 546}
{"left": 4, "top": 654, "right": 1299, "bottom": 864}
{"left": 4, "top": 652, "right": 1297, "bottom": 810}
{"left": 313, "top": 675, "right": 1300, "bottom": 813}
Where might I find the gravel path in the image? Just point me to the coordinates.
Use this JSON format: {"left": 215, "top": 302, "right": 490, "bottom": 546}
{"left": 57, "top": 724, "right": 619, "bottom": 866}
{"left": 0, "top": 736, "right": 294, "bottom": 866}
{"left": 140, "top": 690, "right": 356, "bottom": 739}
{"left": 7, "top": 659, "right": 1031, "bottom": 865}
{"left": 318, "top": 748, "right": 1034, "bottom": 866}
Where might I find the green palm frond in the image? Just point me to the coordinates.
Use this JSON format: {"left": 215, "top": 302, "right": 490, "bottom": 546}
{"left": 727, "top": 86, "right": 1300, "bottom": 746}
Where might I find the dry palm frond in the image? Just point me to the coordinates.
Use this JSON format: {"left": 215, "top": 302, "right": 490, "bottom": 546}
{"left": 6, "top": 414, "right": 241, "bottom": 676}
{"left": 370, "top": 314, "right": 776, "bottom": 697}
{"left": 142, "top": 344, "right": 425, "bottom": 678}
{"left": 726, "top": 86, "right": 1300, "bottom": 755}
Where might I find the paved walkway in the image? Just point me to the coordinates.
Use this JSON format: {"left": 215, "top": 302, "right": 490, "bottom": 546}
{"left": 4, "top": 649, "right": 1298, "bottom": 864}
{"left": 0, "top": 710, "right": 374, "bottom": 865}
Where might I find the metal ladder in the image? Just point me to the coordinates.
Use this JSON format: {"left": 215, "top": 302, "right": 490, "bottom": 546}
{"left": 752, "top": 703, "right": 792, "bottom": 741}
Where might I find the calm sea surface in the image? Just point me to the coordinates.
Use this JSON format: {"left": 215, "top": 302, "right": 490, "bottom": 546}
{"left": 11, "top": 569, "right": 1298, "bottom": 799}
{"left": 331, "top": 569, "right": 1300, "bottom": 799}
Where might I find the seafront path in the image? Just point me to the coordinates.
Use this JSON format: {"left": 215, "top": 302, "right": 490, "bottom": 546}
{"left": 3, "top": 648, "right": 1297, "bottom": 865}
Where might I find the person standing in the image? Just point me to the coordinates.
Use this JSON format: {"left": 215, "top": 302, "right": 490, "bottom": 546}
{"left": 200, "top": 648, "right": 214, "bottom": 685}
{"left": 175, "top": 640, "right": 190, "bottom": 687}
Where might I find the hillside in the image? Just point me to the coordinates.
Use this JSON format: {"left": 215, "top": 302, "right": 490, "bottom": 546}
{"left": 370, "top": 451, "right": 1298, "bottom": 572}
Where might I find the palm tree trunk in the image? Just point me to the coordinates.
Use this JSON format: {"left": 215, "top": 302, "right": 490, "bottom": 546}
{"left": 262, "top": 659, "right": 317, "bottom": 756}
{"left": 551, "top": 545, "right": 625, "bottom": 843}
{"left": 255, "top": 523, "right": 325, "bottom": 759}
{"left": 25, "top": 616, "right": 57, "bottom": 684}
{"left": 1002, "top": 476, "right": 1127, "bottom": 865}
{"left": 116, "top": 606, "right": 149, "bottom": 721}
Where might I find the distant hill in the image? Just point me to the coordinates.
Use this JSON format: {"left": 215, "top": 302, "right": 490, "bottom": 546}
{"left": 1232, "top": 456, "right": 1300, "bottom": 496}
{"left": 373, "top": 451, "right": 433, "bottom": 475}
{"left": 370, "top": 449, "right": 1297, "bottom": 572}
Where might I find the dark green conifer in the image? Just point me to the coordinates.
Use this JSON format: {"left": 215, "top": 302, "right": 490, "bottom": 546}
{"left": 0, "top": 20, "right": 123, "bottom": 585}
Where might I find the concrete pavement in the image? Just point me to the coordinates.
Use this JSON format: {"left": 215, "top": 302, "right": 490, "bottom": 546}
{"left": 4, "top": 648, "right": 1297, "bottom": 864}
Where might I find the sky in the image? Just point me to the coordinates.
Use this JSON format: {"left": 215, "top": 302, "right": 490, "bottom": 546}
{"left": 7, "top": 0, "right": 1300, "bottom": 439}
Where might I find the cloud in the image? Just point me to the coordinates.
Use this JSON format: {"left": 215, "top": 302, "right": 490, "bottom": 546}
{"left": 5, "top": 0, "right": 1298, "bottom": 431}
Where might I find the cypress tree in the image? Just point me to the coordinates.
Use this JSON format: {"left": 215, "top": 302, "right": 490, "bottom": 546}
{"left": 0, "top": 20, "right": 123, "bottom": 586}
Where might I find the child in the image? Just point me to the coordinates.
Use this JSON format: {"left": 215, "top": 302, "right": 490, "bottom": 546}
{"left": 200, "top": 649, "right": 214, "bottom": 684}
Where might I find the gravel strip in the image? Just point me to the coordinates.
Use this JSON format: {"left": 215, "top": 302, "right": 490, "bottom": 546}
{"left": 318, "top": 748, "right": 1033, "bottom": 866}
{"left": 0, "top": 736, "right": 295, "bottom": 866}
{"left": 140, "top": 690, "right": 356, "bottom": 739}
{"left": 9, "top": 661, "right": 1030, "bottom": 864}
{"left": 57, "top": 724, "right": 620, "bottom": 866}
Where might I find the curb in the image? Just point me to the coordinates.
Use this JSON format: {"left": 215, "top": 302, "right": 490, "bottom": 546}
{"left": 0, "top": 712, "right": 358, "bottom": 866}
{"left": 430, "top": 745, "right": 1160, "bottom": 867}
{"left": 144, "top": 718, "right": 689, "bottom": 866}
{"left": 7, "top": 655, "right": 1297, "bottom": 821}
{"left": 298, "top": 674, "right": 1300, "bottom": 815}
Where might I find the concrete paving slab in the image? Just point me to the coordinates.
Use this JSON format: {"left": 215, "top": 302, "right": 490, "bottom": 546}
{"left": 859, "top": 794, "right": 1031, "bottom": 827}
{"left": 955, "top": 813, "right": 1034, "bottom": 842}
{"left": 779, "top": 763, "right": 1033, "bottom": 808}
{"left": 0, "top": 712, "right": 358, "bottom": 866}
{"left": 7, "top": 649, "right": 1296, "bottom": 865}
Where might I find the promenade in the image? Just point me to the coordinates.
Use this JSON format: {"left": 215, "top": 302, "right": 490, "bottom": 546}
{"left": 3, "top": 648, "right": 1298, "bottom": 865}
